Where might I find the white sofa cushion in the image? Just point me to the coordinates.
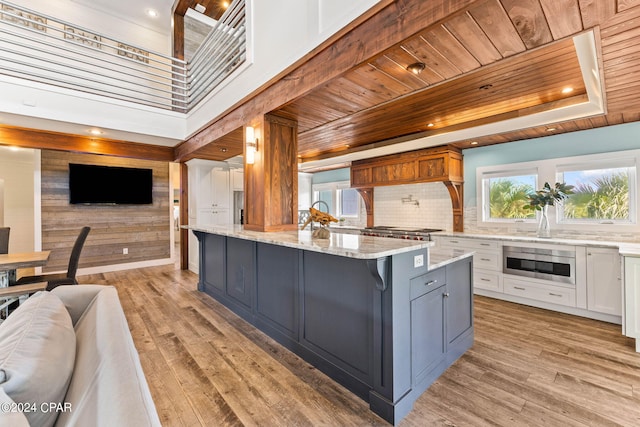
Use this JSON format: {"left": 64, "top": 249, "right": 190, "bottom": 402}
{"left": 0, "top": 291, "right": 76, "bottom": 427}
{"left": 53, "top": 286, "right": 161, "bottom": 427}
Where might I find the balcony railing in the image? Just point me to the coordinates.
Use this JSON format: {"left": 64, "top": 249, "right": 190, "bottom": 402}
{"left": 0, "top": 0, "right": 246, "bottom": 113}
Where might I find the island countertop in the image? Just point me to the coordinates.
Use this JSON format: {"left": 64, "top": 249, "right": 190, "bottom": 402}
{"left": 185, "top": 224, "right": 436, "bottom": 259}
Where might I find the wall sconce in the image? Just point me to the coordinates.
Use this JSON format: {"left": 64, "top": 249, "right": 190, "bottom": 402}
{"left": 245, "top": 126, "right": 258, "bottom": 164}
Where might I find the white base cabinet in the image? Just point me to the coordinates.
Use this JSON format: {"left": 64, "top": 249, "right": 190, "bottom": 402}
{"left": 436, "top": 236, "right": 502, "bottom": 293}
{"left": 623, "top": 256, "right": 640, "bottom": 352}
{"left": 587, "top": 248, "right": 622, "bottom": 317}
{"left": 436, "top": 235, "right": 622, "bottom": 325}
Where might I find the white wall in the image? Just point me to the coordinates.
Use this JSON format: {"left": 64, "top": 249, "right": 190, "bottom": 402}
{"left": 0, "top": 147, "right": 37, "bottom": 253}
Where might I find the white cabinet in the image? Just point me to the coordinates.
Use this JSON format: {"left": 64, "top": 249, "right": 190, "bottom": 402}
{"left": 586, "top": 248, "right": 622, "bottom": 316}
{"left": 437, "top": 236, "right": 502, "bottom": 292}
{"left": 210, "top": 167, "right": 230, "bottom": 209}
{"left": 232, "top": 168, "right": 244, "bottom": 191}
{"left": 623, "top": 256, "right": 640, "bottom": 352}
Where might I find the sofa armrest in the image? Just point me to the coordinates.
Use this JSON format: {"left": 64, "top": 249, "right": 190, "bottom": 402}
{"left": 51, "top": 285, "right": 111, "bottom": 326}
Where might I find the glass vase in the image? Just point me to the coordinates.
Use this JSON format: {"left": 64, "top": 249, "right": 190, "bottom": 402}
{"left": 537, "top": 204, "right": 551, "bottom": 238}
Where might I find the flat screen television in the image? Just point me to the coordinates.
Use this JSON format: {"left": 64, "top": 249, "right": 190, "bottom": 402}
{"left": 69, "top": 163, "right": 153, "bottom": 205}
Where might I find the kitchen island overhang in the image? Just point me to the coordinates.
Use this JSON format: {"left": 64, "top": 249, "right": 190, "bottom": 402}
{"left": 186, "top": 225, "right": 474, "bottom": 424}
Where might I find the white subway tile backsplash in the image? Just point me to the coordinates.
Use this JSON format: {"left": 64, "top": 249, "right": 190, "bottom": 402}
{"left": 373, "top": 183, "right": 453, "bottom": 231}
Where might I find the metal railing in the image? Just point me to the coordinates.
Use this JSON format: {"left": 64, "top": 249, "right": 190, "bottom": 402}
{"left": 0, "top": 0, "right": 246, "bottom": 112}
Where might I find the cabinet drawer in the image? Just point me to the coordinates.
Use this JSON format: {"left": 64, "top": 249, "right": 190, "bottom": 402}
{"left": 474, "top": 251, "right": 500, "bottom": 270}
{"left": 410, "top": 268, "right": 446, "bottom": 300}
{"left": 438, "top": 237, "right": 499, "bottom": 251}
{"left": 504, "top": 277, "right": 576, "bottom": 307}
{"left": 474, "top": 270, "right": 502, "bottom": 292}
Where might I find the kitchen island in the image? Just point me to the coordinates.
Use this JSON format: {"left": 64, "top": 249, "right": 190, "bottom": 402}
{"left": 187, "top": 225, "right": 474, "bottom": 424}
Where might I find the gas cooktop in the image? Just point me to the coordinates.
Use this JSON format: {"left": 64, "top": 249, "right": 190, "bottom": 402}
{"left": 364, "top": 226, "right": 443, "bottom": 233}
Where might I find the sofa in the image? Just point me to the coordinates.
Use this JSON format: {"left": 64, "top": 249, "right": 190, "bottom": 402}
{"left": 0, "top": 285, "right": 161, "bottom": 427}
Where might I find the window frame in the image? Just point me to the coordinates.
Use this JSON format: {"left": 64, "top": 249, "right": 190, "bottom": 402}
{"left": 555, "top": 157, "right": 637, "bottom": 225}
{"left": 475, "top": 151, "right": 640, "bottom": 233}
{"left": 480, "top": 167, "right": 539, "bottom": 224}
{"left": 311, "top": 180, "right": 361, "bottom": 221}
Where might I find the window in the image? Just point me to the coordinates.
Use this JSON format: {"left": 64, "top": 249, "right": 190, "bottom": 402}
{"left": 338, "top": 188, "right": 360, "bottom": 217}
{"left": 558, "top": 162, "right": 636, "bottom": 224}
{"left": 311, "top": 181, "right": 361, "bottom": 221}
{"left": 480, "top": 169, "right": 537, "bottom": 222}
{"left": 476, "top": 151, "right": 640, "bottom": 231}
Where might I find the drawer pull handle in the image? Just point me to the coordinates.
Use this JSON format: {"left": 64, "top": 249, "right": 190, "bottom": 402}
{"left": 443, "top": 292, "right": 450, "bottom": 298}
{"left": 480, "top": 278, "right": 491, "bottom": 282}
{"left": 450, "top": 240, "right": 459, "bottom": 244}
{"left": 549, "top": 293, "right": 563, "bottom": 297}
{"left": 480, "top": 258, "right": 491, "bottom": 262}
{"left": 514, "top": 286, "right": 526, "bottom": 291}
{"left": 480, "top": 243, "right": 490, "bottom": 246}
{"left": 425, "top": 280, "right": 438, "bottom": 287}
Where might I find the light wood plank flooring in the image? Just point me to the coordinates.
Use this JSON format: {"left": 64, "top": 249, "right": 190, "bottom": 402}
{"left": 80, "top": 265, "right": 640, "bottom": 426}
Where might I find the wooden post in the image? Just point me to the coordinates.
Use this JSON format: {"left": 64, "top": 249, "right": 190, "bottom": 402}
{"left": 244, "top": 114, "right": 299, "bottom": 232}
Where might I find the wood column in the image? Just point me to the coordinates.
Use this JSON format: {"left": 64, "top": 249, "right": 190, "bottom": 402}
{"left": 244, "top": 114, "right": 299, "bottom": 232}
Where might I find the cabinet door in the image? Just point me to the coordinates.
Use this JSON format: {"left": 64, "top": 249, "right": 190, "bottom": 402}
{"left": 211, "top": 168, "right": 230, "bottom": 209}
{"left": 411, "top": 285, "right": 445, "bottom": 386}
{"left": 446, "top": 257, "right": 473, "bottom": 345}
{"left": 202, "top": 233, "right": 225, "bottom": 292}
{"left": 587, "top": 248, "right": 622, "bottom": 316}
{"left": 226, "top": 237, "right": 255, "bottom": 308}
{"left": 232, "top": 168, "right": 244, "bottom": 191}
{"left": 623, "top": 256, "right": 640, "bottom": 339}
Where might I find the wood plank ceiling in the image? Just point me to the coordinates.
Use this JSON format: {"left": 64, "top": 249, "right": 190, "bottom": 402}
{"left": 187, "top": 0, "right": 640, "bottom": 167}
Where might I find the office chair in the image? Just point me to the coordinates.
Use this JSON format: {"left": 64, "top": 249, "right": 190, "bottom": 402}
{"left": 0, "top": 227, "right": 9, "bottom": 254}
{"left": 15, "top": 226, "right": 91, "bottom": 291}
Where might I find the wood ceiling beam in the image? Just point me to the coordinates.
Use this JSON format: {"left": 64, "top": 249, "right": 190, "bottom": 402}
{"left": 172, "top": 0, "right": 478, "bottom": 162}
{"left": 0, "top": 126, "right": 174, "bottom": 162}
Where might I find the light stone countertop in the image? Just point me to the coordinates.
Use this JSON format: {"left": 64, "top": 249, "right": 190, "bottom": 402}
{"left": 185, "top": 224, "right": 435, "bottom": 259}
{"left": 432, "top": 231, "right": 634, "bottom": 250}
{"left": 428, "top": 248, "right": 475, "bottom": 270}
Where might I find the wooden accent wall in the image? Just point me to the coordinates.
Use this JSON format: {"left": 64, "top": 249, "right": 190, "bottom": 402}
{"left": 40, "top": 150, "right": 171, "bottom": 272}
{"left": 244, "top": 114, "right": 299, "bottom": 232}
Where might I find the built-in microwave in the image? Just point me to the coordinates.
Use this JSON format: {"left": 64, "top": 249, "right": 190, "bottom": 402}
{"left": 503, "top": 245, "right": 575, "bottom": 285}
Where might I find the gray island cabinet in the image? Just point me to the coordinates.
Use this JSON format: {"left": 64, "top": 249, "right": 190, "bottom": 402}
{"left": 189, "top": 225, "right": 474, "bottom": 424}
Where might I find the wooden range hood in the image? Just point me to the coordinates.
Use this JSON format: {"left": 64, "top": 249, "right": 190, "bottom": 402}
{"left": 350, "top": 146, "right": 463, "bottom": 231}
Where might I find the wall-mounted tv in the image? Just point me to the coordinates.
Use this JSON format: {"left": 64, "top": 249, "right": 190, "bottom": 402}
{"left": 69, "top": 163, "right": 153, "bottom": 205}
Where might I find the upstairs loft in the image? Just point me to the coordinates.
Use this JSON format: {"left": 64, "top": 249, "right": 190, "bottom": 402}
{"left": 1, "top": 0, "right": 639, "bottom": 168}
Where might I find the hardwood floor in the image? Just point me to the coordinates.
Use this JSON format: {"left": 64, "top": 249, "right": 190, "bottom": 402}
{"left": 80, "top": 264, "right": 640, "bottom": 426}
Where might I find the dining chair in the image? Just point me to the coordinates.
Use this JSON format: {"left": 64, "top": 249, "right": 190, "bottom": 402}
{"left": 15, "top": 226, "right": 91, "bottom": 291}
{"left": 0, "top": 227, "right": 9, "bottom": 254}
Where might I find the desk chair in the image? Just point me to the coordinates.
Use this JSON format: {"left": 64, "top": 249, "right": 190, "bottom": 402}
{"left": 0, "top": 227, "right": 9, "bottom": 254}
{"left": 15, "top": 226, "right": 91, "bottom": 291}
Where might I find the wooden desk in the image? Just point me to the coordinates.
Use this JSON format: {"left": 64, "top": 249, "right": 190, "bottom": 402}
{"left": 0, "top": 251, "right": 51, "bottom": 286}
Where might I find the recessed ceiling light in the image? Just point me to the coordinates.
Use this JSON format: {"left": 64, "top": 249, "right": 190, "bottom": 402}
{"left": 562, "top": 87, "right": 574, "bottom": 94}
{"left": 222, "top": 1, "right": 230, "bottom": 8}
{"left": 89, "top": 129, "right": 103, "bottom": 135}
{"left": 546, "top": 127, "right": 557, "bottom": 132}
{"left": 470, "top": 141, "right": 478, "bottom": 145}
{"left": 427, "top": 123, "right": 434, "bottom": 128}
{"left": 406, "top": 62, "right": 426, "bottom": 75}
{"left": 220, "top": 147, "right": 228, "bottom": 152}
{"left": 146, "top": 9, "right": 158, "bottom": 18}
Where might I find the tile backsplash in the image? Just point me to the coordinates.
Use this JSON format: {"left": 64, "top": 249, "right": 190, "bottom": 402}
{"left": 374, "top": 182, "right": 453, "bottom": 231}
